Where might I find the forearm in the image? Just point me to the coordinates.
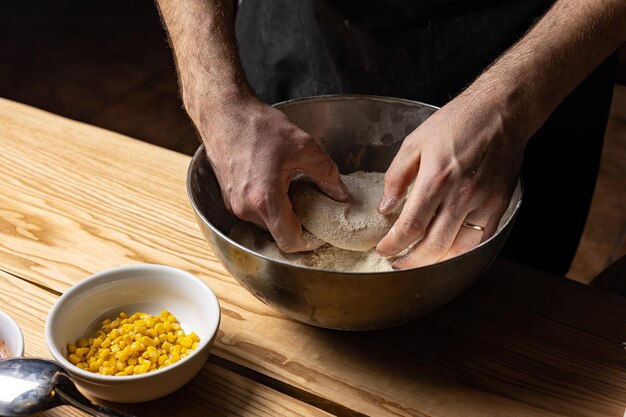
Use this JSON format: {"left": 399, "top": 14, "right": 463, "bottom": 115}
{"left": 462, "top": 0, "right": 626, "bottom": 143}
{"left": 156, "top": 0, "right": 251, "bottom": 122}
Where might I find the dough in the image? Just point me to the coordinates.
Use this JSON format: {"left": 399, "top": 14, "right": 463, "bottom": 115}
{"left": 229, "top": 222, "right": 393, "bottom": 272}
{"left": 290, "top": 171, "right": 402, "bottom": 251}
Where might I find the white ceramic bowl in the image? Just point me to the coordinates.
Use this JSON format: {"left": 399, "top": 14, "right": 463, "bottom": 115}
{"left": 46, "top": 264, "right": 220, "bottom": 403}
{"left": 0, "top": 310, "right": 24, "bottom": 358}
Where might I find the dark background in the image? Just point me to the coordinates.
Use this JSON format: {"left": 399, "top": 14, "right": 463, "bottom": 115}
{"left": 1, "top": 1, "right": 624, "bottom": 156}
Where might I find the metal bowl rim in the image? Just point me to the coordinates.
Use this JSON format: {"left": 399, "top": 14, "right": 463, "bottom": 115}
{"left": 272, "top": 93, "right": 441, "bottom": 112}
{"left": 186, "top": 94, "right": 523, "bottom": 275}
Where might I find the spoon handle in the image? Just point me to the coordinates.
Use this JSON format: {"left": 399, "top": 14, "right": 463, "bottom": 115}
{"left": 55, "top": 377, "right": 136, "bottom": 417}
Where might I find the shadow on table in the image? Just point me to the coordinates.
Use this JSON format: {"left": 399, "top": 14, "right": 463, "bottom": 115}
{"left": 302, "top": 260, "right": 626, "bottom": 416}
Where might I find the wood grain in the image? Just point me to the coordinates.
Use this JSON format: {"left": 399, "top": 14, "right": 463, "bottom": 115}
{"left": 1, "top": 98, "right": 626, "bottom": 416}
{"left": 0, "top": 270, "right": 330, "bottom": 417}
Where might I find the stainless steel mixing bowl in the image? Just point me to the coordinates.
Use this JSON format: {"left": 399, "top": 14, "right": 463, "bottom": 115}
{"left": 187, "top": 95, "right": 522, "bottom": 330}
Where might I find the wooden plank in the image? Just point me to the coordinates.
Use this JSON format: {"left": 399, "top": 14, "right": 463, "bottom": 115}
{"left": 0, "top": 270, "right": 330, "bottom": 417}
{"left": 1, "top": 98, "right": 626, "bottom": 416}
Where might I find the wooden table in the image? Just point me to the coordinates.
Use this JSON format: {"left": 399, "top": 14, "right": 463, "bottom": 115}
{"left": 1, "top": 98, "right": 626, "bottom": 417}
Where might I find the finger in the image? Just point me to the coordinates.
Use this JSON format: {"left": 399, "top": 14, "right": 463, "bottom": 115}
{"left": 392, "top": 200, "right": 473, "bottom": 269}
{"left": 297, "top": 142, "right": 349, "bottom": 202}
{"left": 440, "top": 209, "right": 491, "bottom": 261}
{"left": 376, "top": 175, "right": 442, "bottom": 256}
{"left": 481, "top": 196, "right": 509, "bottom": 243}
{"left": 378, "top": 143, "right": 420, "bottom": 214}
{"left": 262, "top": 195, "right": 325, "bottom": 253}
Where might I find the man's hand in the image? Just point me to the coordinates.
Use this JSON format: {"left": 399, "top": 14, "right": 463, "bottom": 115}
{"left": 198, "top": 95, "right": 347, "bottom": 252}
{"left": 157, "top": 0, "right": 347, "bottom": 252}
{"left": 376, "top": 93, "right": 521, "bottom": 268}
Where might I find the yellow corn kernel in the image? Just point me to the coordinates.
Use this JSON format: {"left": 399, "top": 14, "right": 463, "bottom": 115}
{"left": 154, "top": 323, "right": 166, "bottom": 334}
{"left": 158, "top": 355, "right": 168, "bottom": 366}
{"left": 136, "top": 363, "right": 151, "bottom": 374}
{"left": 89, "top": 361, "right": 99, "bottom": 372}
{"left": 98, "top": 348, "right": 111, "bottom": 359}
{"left": 77, "top": 338, "right": 88, "bottom": 348}
{"left": 180, "top": 336, "right": 193, "bottom": 349}
{"left": 146, "top": 328, "right": 157, "bottom": 338}
{"left": 166, "top": 332, "right": 176, "bottom": 343}
{"left": 75, "top": 347, "right": 89, "bottom": 358}
{"left": 116, "top": 360, "right": 126, "bottom": 371}
{"left": 115, "top": 371, "right": 128, "bottom": 376}
{"left": 100, "top": 338, "right": 111, "bottom": 348}
{"left": 67, "top": 344, "right": 77, "bottom": 353}
{"left": 117, "top": 348, "right": 131, "bottom": 362}
{"left": 128, "top": 357, "right": 137, "bottom": 366}
{"left": 191, "top": 342, "right": 199, "bottom": 350}
{"left": 119, "top": 312, "right": 128, "bottom": 319}
{"left": 100, "top": 367, "right": 115, "bottom": 376}
{"left": 141, "top": 336, "right": 155, "bottom": 346}
{"left": 163, "top": 321, "right": 172, "bottom": 332}
{"left": 68, "top": 354, "right": 81, "bottom": 365}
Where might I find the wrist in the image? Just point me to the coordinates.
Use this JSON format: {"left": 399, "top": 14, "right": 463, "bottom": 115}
{"left": 183, "top": 79, "right": 255, "bottom": 126}
{"left": 459, "top": 69, "right": 545, "bottom": 148}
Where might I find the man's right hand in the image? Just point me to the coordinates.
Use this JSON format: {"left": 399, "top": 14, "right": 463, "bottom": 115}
{"left": 156, "top": 0, "right": 346, "bottom": 251}
{"left": 196, "top": 95, "right": 348, "bottom": 253}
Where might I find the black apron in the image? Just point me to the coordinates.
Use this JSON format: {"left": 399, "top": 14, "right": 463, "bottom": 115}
{"left": 235, "top": 0, "right": 616, "bottom": 275}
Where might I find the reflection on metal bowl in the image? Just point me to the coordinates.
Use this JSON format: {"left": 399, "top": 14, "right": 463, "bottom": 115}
{"left": 187, "top": 95, "right": 522, "bottom": 330}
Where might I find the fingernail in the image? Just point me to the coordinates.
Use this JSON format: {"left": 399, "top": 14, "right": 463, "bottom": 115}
{"left": 302, "top": 230, "right": 325, "bottom": 251}
{"left": 377, "top": 195, "right": 401, "bottom": 215}
{"left": 376, "top": 226, "right": 396, "bottom": 256}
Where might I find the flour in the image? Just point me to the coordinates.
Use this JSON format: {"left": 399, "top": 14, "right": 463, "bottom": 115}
{"left": 229, "top": 222, "right": 394, "bottom": 272}
{"left": 290, "top": 171, "right": 401, "bottom": 251}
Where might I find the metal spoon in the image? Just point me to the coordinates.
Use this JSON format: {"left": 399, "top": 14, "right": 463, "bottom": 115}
{"left": 0, "top": 358, "right": 135, "bottom": 417}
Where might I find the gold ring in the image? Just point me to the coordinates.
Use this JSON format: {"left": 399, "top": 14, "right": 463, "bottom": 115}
{"left": 462, "top": 221, "right": 485, "bottom": 232}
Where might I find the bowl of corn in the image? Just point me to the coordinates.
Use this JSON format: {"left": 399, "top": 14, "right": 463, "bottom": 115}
{"left": 45, "top": 264, "right": 220, "bottom": 403}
